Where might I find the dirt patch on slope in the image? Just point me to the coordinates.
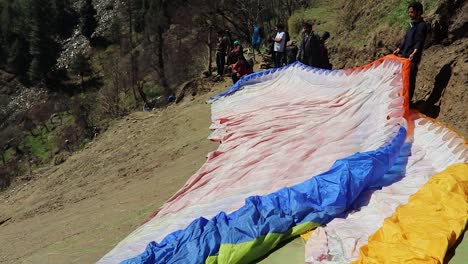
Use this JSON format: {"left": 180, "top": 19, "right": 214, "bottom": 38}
{"left": 0, "top": 78, "right": 231, "bottom": 263}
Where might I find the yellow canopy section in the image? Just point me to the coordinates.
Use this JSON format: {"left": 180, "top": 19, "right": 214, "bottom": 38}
{"left": 354, "top": 163, "right": 468, "bottom": 264}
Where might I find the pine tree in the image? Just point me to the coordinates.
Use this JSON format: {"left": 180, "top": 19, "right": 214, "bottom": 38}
{"left": 0, "top": 0, "right": 16, "bottom": 57}
{"left": 80, "top": 0, "right": 97, "bottom": 40}
{"left": 7, "top": 37, "right": 30, "bottom": 79}
{"left": 70, "top": 52, "right": 92, "bottom": 89}
{"left": 145, "top": 0, "right": 172, "bottom": 97}
{"left": 133, "top": 0, "right": 147, "bottom": 34}
{"left": 54, "top": 0, "right": 78, "bottom": 38}
{"left": 28, "top": 0, "right": 58, "bottom": 83}
{"left": 0, "top": 1, "right": 5, "bottom": 66}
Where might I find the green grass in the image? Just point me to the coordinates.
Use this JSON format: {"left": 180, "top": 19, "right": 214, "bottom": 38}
{"left": 24, "top": 130, "right": 57, "bottom": 161}
{"left": 143, "top": 80, "right": 162, "bottom": 99}
{"left": 288, "top": 6, "right": 338, "bottom": 38}
{"left": 384, "top": 0, "right": 439, "bottom": 28}
{"left": 22, "top": 112, "right": 75, "bottom": 162}
{"left": 3, "top": 148, "right": 15, "bottom": 163}
{"left": 289, "top": 0, "right": 440, "bottom": 50}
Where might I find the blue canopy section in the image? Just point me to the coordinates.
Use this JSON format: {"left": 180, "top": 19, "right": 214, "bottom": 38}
{"left": 122, "top": 127, "right": 407, "bottom": 264}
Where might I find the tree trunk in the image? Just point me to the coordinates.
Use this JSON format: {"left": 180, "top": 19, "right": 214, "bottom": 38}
{"left": 207, "top": 27, "right": 213, "bottom": 75}
{"left": 27, "top": 154, "right": 32, "bottom": 177}
{"left": 128, "top": 2, "right": 139, "bottom": 106}
{"left": 156, "top": 27, "right": 172, "bottom": 97}
{"left": 137, "top": 81, "right": 149, "bottom": 104}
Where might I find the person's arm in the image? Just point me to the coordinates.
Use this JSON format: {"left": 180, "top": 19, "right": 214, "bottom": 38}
{"left": 296, "top": 33, "right": 303, "bottom": 60}
{"left": 274, "top": 32, "right": 284, "bottom": 43}
{"left": 394, "top": 29, "right": 407, "bottom": 55}
{"left": 394, "top": 38, "right": 404, "bottom": 55}
{"left": 409, "top": 22, "right": 427, "bottom": 60}
{"left": 232, "top": 64, "right": 239, "bottom": 75}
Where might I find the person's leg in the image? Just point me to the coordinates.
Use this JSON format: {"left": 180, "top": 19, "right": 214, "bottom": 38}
{"left": 282, "top": 50, "right": 288, "bottom": 65}
{"left": 216, "top": 53, "right": 223, "bottom": 76}
{"left": 220, "top": 53, "right": 226, "bottom": 75}
{"left": 409, "top": 62, "right": 419, "bottom": 104}
{"left": 232, "top": 72, "right": 238, "bottom": 83}
{"left": 275, "top": 52, "right": 283, "bottom": 68}
{"left": 274, "top": 51, "right": 279, "bottom": 67}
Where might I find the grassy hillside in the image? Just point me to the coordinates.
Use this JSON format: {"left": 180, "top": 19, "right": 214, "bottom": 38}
{"left": 289, "top": 0, "right": 467, "bottom": 136}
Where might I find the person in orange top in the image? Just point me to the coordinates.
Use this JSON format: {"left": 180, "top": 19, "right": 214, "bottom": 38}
{"left": 231, "top": 55, "right": 253, "bottom": 84}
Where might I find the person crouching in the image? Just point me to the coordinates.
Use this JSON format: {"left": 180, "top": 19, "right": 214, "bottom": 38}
{"left": 231, "top": 55, "right": 253, "bottom": 84}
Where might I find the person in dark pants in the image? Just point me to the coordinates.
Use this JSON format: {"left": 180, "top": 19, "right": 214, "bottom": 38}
{"left": 272, "top": 24, "right": 286, "bottom": 68}
{"left": 320, "top": 32, "right": 332, "bottom": 69}
{"left": 216, "top": 30, "right": 230, "bottom": 77}
{"left": 393, "top": 2, "right": 427, "bottom": 105}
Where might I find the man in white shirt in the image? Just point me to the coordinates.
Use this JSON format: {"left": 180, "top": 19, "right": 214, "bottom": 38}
{"left": 272, "top": 24, "right": 286, "bottom": 68}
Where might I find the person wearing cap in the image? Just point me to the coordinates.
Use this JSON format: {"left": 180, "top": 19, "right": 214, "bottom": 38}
{"left": 228, "top": 40, "right": 243, "bottom": 65}
{"left": 231, "top": 55, "right": 253, "bottom": 84}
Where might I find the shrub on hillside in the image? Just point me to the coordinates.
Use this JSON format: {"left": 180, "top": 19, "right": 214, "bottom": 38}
{"left": 0, "top": 166, "right": 12, "bottom": 189}
{"left": 288, "top": 10, "right": 306, "bottom": 36}
{"left": 57, "top": 123, "right": 86, "bottom": 153}
{"left": 288, "top": 10, "right": 317, "bottom": 37}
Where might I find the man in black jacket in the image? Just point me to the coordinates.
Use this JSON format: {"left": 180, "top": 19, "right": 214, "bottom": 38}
{"left": 297, "top": 22, "right": 322, "bottom": 68}
{"left": 393, "top": 2, "right": 427, "bottom": 105}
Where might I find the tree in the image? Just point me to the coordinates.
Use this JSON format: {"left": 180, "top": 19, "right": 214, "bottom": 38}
{"left": 80, "top": 0, "right": 97, "bottom": 40}
{"left": 22, "top": 116, "right": 39, "bottom": 137}
{"left": 145, "top": 0, "right": 173, "bottom": 98}
{"left": 28, "top": 0, "right": 59, "bottom": 83}
{"left": 109, "top": 17, "right": 123, "bottom": 45}
{"left": 0, "top": 125, "right": 22, "bottom": 165}
{"left": 7, "top": 37, "right": 30, "bottom": 79}
{"left": 54, "top": 0, "right": 79, "bottom": 38}
{"left": 70, "top": 52, "right": 93, "bottom": 89}
{"left": 133, "top": 0, "right": 147, "bottom": 34}
{"left": 192, "top": 13, "right": 217, "bottom": 75}
{"left": 0, "top": 0, "right": 32, "bottom": 82}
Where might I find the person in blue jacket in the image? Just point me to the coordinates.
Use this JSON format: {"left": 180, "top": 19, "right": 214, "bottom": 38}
{"left": 251, "top": 25, "right": 264, "bottom": 53}
{"left": 393, "top": 1, "right": 427, "bottom": 104}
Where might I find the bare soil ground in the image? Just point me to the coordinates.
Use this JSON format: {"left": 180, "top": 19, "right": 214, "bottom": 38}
{"left": 0, "top": 78, "right": 231, "bottom": 263}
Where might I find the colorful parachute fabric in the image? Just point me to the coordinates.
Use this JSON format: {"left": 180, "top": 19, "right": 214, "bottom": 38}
{"left": 305, "top": 113, "right": 467, "bottom": 263}
{"left": 99, "top": 55, "right": 467, "bottom": 264}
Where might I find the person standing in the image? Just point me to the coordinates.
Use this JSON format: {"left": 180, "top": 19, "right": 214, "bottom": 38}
{"left": 320, "top": 31, "right": 332, "bottom": 69}
{"left": 215, "top": 30, "right": 230, "bottom": 77}
{"left": 393, "top": 2, "right": 427, "bottom": 104}
{"left": 296, "top": 22, "right": 322, "bottom": 67}
{"left": 251, "top": 24, "right": 265, "bottom": 53}
{"left": 272, "top": 24, "right": 287, "bottom": 68}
